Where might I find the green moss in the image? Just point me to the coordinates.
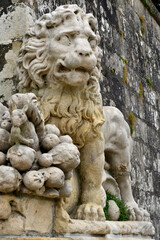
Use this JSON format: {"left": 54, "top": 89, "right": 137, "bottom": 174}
{"left": 145, "top": 76, "right": 153, "bottom": 88}
{"left": 101, "top": 71, "right": 105, "bottom": 76}
{"left": 110, "top": 68, "right": 115, "bottom": 73}
{"left": 149, "top": 7, "right": 154, "bottom": 15}
{"left": 141, "top": 0, "right": 154, "bottom": 16}
{"left": 117, "top": 29, "right": 124, "bottom": 39}
{"left": 129, "top": 112, "right": 136, "bottom": 135}
{"left": 123, "top": 65, "right": 129, "bottom": 84}
{"left": 138, "top": 32, "right": 145, "bottom": 41}
{"left": 139, "top": 81, "right": 143, "bottom": 98}
{"left": 137, "top": 14, "right": 146, "bottom": 35}
{"left": 121, "top": 57, "right": 129, "bottom": 84}
{"left": 141, "top": 26, "right": 145, "bottom": 35}
{"left": 138, "top": 14, "right": 145, "bottom": 23}
{"left": 121, "top": 57, "right": 128, "bottom": 64}
{"left": 104, "top": 191, "right": 129, "bottom": 221}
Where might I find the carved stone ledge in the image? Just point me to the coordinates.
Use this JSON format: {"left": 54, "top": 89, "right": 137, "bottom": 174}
{"left": 0, "top": 237, "right": 155, "bottom": 240}
{"left": 59, "top": 237, "right": 154, "bottom": 240}
{"left": 53, "top": 219, "right": 155, "bottom": 237}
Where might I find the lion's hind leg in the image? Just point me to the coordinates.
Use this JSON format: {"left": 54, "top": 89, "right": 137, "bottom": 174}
{"left": 103, "top": 106, "right": 150, "bottom": 221}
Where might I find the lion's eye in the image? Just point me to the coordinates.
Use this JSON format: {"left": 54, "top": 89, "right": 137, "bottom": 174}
{"left": 89, "top": 39, "right": 97, "bottom": 48}
{"left": 58, "top": 35, "right": 71, "bottom": 46}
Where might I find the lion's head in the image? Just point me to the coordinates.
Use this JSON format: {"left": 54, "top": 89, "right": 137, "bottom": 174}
{"left": 17, "top": 5, "right": 105, "bottom": 148}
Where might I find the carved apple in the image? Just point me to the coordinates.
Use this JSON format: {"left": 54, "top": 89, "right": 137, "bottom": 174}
{"left": 7, "top": 144, "right": 36, "bottom": 171}
{"left": 0, "top": 165, "right": 22, "bottom": 193}
{"left": 23, "top": 170, "right": 45, "bottom": 191}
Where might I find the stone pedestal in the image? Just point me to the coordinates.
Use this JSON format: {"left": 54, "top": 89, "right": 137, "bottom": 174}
{"left": 57, "top": 237, "right": 153, "bottom": 240}
{"left": 0, "top": 195, "right": 155, "bottom": 239}
{"left": 53, "top": 219, "right": 155, "bottom": 240}
{"left": 0, "top": 194, "right": 54, "bottom": 235}
{"left": 0, "top": 196, "right": 155, "bottom": 240}
{"left": 2, "top": 237, "right": 154, "bottom": 240}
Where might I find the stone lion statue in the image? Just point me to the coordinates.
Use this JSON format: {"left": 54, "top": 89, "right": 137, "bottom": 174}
{"left": 17, "top": 4, "right": 149, "bottom": 222}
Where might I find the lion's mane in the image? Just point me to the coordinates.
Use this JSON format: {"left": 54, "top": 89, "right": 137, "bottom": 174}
{"left": 17, "top": 5, "right": 105, "bottom": 148}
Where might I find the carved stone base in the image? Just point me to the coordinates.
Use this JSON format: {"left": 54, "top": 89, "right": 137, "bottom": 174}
{"left": 1, "top": 237, "right": 155, "bottom": 240}
{"left": 0, "top": 194, "right": 54, "bottom": 235}
{"left": 57, "top": 237, "right": 154, "bottom": 240}
{"left": 0, "top": 195, "right": 155, "bottom": 239}
{"left": 53, "top": 219, "right": 155, "bottom": 237}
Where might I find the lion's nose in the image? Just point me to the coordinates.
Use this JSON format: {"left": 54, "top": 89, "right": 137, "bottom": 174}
{"left": 75, "top": 49, "right": 92, "bottom": 57}
{"left": 74, "top": 38, "right": 93, "bottom": 57}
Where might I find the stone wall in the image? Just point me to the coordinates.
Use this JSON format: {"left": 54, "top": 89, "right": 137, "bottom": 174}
{"left": 0, "top": 0, "right": 159, "bottom": 239}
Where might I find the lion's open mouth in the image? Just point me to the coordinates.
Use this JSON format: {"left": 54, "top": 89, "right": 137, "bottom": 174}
{"left": 54, "top": 60, "right": 91, "bottom": 86}
{"left": 57, "top": 62, "right": 89, "bottom": 74}
{"left": 58, "top": 64, "right": 70, "bottom": 73}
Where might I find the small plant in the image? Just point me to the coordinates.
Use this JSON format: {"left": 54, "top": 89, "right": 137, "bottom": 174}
{"left": 101, "top": 71, "right": 105, "bottom": 76}
{"left": 104, "top": 191, "right": 129, "bottom": 221}
{"left": 145, "top": 76, "right": 153, "bottom": 88}
{"left": 123, "top": 65, "right": 129, "bottom": 84}
{"left": 121, "top": 57, "right": 128, "bottom": 64}
{"left": 139, "top": 81, "right": 143, "bottom": 98}
{"left": 141, "top": 0, "right": 154, "bottom": 15}
{"left": 117, "top": 29, "right": 124, "bottom": 39}
{"left": 138, "top": 32, "right": 145, "bottom": 41}
{"left": 110, "top": 68, "right": 115, "bottom": 73}
{"left": 128, "top": 112, "right": 136, "bottom": 135}
{"left": 121, "top": 57, "right": 129, "bottom": 84}
{"left": 138, "top": 14, "right": 146, "bottom": 35}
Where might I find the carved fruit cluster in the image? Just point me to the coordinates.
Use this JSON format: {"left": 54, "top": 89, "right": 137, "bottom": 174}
{"left": 0, "top": 94, "right": 80, "bottom": 199}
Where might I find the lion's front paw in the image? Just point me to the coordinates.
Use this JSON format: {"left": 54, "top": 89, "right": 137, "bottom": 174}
{"left": 127, "top": 202, "right": 150, "bottom": 221}
{"left": 75, "top": 203, "right": 105, "bottom": 221}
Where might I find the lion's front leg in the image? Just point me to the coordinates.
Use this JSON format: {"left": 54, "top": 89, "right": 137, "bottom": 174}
{"left": 75, "top": 138, "right": 105, "bottom": 221}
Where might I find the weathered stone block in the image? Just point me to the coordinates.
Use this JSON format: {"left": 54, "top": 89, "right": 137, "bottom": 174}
{"left": 0, "top": 195, "right": 54, "bottom": 235}
{"left": 0, "top": 5, "right": 35, "bottom": 44}
{"left": 0, "top": 238, "right": 155, "bottom": 240}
